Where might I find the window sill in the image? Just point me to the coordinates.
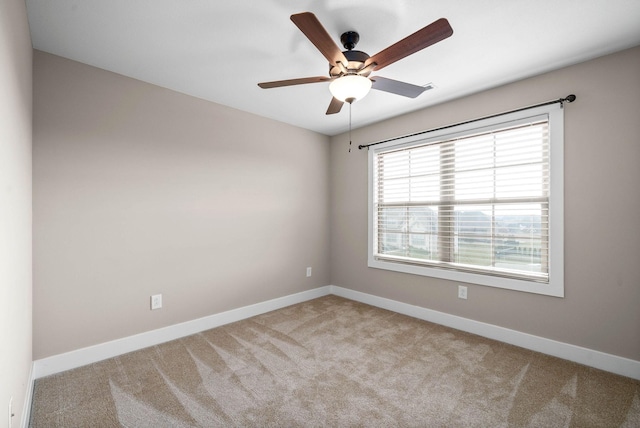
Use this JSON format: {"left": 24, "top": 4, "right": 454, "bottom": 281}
{"left": 368, "top": 256, "right": 564, "bottom": 297}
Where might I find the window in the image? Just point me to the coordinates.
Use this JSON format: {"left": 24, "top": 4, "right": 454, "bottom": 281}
{"left": 368, "top": 104, "right": 564, "bottom": 296}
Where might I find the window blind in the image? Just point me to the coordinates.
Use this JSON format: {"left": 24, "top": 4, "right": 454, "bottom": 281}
{"left": 373, "top": 118, "right": 550, "bottom": 282}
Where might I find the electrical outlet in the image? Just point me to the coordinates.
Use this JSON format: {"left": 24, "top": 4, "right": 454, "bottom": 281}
{"left": 151, "top": 294, "right": 162, "bottom": 310}
{"left": 306, "top": 267, "right": 312, "bottom": 277}
{"left": 458, "top": 285, "right": 468, "bottom": 300}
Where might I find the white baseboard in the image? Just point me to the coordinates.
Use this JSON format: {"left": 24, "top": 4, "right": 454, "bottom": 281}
{"left": 32, "top": 284, "right": 640, "bottom": 381}
{"left": 33, "top": 286, "right": 331, "bottom": 379}
{"left": 21, "top": 363, "right": 35, "bottom": 428}
{"left": 329, "top": 285, "right": 640, "bottom": 381}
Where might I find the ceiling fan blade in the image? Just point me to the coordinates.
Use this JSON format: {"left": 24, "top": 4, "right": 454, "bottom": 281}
{"left": 291, "top": 12, "right": 349, "bottom": 67}
{"left": 371, "top": 76, "right": 428, "bottom": 98}
{"left": 366, "top": 18, "right": 453, "bottom": 71}
{"left": 258, "top": 76, "right": 331, "bottom": 89}
{"left": 326, "top": 97, "right": 344, "bottom": 115}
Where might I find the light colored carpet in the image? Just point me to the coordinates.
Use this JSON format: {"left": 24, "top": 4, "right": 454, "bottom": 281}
{"left": 30, "top": 295, "right": 640, "bottom": 427}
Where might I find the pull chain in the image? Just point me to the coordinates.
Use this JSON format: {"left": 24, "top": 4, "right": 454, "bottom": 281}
{"left": 348, "top": 102, "right": 352, "bottom": 153}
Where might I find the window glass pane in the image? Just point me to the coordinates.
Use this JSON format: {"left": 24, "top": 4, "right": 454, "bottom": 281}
{"left": 408, "top": 207, "right": 438, "bottom": 260}
{"left": 408, "top": 207, "right": 437, "bottom": 233}
{"left": 455, "top": 169, "right": 494, "bottom": 200}
{"left": 455, "top": 135, "right": 494, "bottom": 171}
{"left": 454, "top": 206, "right": 493, "bottom": 266}
{"left": 378, "top": 207, "right": 405, "bottom": 231}
{"left": 495, "top": 164, "right": 544, "bottom": 198}
{"left": 409, "top": 175, "right": 440, "bottom": 202}
{"left": 493, "top": 204, "right": 545, "bottom": 274}
{"left": 379, "top": 232, "right": 404, "bottom": 255}
{"left": 379, "top": 177, "right": 410, "bottom": 202}
{"left": 380, "top": 151, "right": 410, "bottom": 178}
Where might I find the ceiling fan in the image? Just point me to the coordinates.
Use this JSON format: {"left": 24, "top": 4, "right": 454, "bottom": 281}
{"left": 258, "top": 12, "right": 453, "bottom": 115}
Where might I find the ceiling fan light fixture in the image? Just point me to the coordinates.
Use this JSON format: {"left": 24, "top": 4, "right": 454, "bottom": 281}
{"left": 259, "top": 13, "right": 454, "bottom": 115}
{"left": 329, "top": 74, "right": 372, "bottom": 103}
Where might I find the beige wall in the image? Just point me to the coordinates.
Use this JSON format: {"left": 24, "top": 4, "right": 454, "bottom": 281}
{"left": 0, "top": 0, "right": 33, "bottom": 425}
{"left": 31, "top": 43, "right": 640, "bottom": 365}
{"left": 33, "top": 51, "right": 331, "bottom": 359}
{"left": 330, "top": 46, "right": 640, "bottom": 361}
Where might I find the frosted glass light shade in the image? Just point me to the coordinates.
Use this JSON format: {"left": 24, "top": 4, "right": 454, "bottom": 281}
{"left": 329, "top": 75, "right": 372, "bottom": 102}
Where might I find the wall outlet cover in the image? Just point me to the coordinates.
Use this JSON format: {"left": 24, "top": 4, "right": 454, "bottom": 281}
{"left": 151, "top": 294, "right": 162, "bottom": 310}
{"left": 458, "top": 285, "right": 468, "bottom": 299}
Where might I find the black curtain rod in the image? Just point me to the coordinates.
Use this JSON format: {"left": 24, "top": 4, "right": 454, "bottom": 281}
{"left": 358, "top": 94, "right": 576, "bottom": 150}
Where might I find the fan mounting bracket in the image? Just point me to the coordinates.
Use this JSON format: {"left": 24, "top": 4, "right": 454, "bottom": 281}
{"left": 340, "top": 31, "right": 360, "bottom": 50}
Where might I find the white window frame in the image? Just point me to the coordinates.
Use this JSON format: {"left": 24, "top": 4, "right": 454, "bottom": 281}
{"left": 367, "top": 104, "right": 564, "bottom": 297}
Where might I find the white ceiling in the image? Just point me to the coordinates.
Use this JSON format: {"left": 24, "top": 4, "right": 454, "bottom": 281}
{"left": 26, "top": 0, "right": 640, "bottom": 136}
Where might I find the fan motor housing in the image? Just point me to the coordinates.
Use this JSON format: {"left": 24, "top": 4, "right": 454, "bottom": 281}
{"left": 329, "top": 50, "right": 371, "bottom": 77}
